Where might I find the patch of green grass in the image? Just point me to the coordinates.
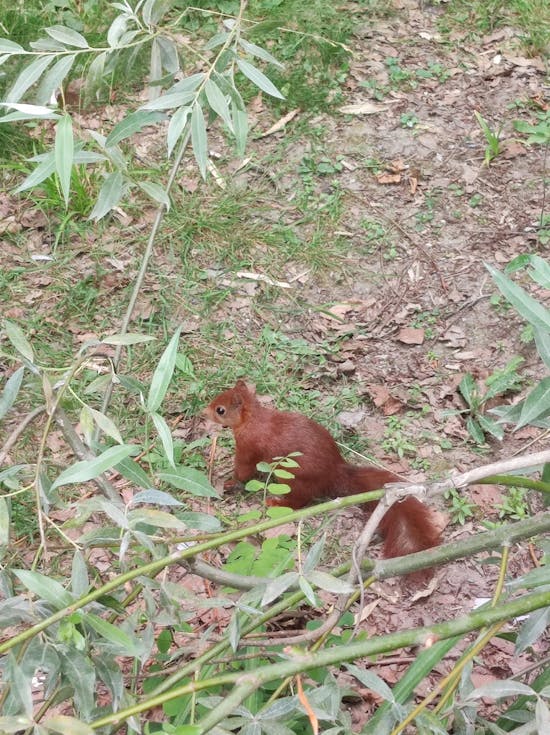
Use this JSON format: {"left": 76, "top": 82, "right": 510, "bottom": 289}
{"left": 382, "top": 416, "right": 417, "bottom": 459}
{"left": 440, "top": 0, "right": 550, "bottom": 56}
{"left": 245, "top": 0, "right": 356, "bottom": 113}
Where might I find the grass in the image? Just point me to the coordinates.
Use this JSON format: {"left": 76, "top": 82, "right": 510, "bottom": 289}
{"left": 440, "top": 0, "right": 550, "bottom": 55}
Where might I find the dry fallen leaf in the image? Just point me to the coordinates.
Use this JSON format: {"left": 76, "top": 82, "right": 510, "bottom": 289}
{"left": 500, "top": 140, "right": 527, "bottom": 159}
{"left": 258, "top": 108, "right": 300, "bottom": 138}
{"left": 397, "top": 327, "right": 425, "bottom": 345}
{"left": 339, "top": 101, "right": 386, "bottom": 115}
{"left": 440, "top": 325, "right": 467, "bottom": 348}
{"left": 365, "top": 384, "right": 403, "bottom": 415}
{"left": 376, "top": 172, "right": 402, "bottom": 185}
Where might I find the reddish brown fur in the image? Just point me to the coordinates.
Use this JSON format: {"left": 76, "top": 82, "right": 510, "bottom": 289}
{"left": 206, "top": 380, "right": 440, "bottom": 566}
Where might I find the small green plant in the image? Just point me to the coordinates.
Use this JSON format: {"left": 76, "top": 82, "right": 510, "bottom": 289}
{"left": 474, "top": 110, "right": 503, "bottom": 165}
{"left": 415, "top": 62, "right": 451, "bottom": 83}
{"left": 382, "top": 416, "right": 416, "bottom": 459}
{"left": 411, "top": 307, "right": 441, "bottom": 338}
{"left": 400, "top": 111, "right": 419, "bottom": 128}
{"left": 514, "top": 110, "right": 550, "bottom": 147}
{"left": 457, "top": 357, "right": 524, "bottom": 444}
{"left": 245, "top": 453, "right": 301, "bottom": 509}
{"left": 497, "top": 486, "right": 530, "bottom": 521}
{"left": 488, "top": 256, "right": 550, "bottom": 433}
{"left": 489, "top": 293, "right": 512, "bottom": 315}
{"left": 445, "top": 487, "right": 476, "bottom": 525}
{"left": 535, "top": 214, "right": 550, "bottom": 246}
{"left": 385, "top": 56, "right": 415, "bottom": 87}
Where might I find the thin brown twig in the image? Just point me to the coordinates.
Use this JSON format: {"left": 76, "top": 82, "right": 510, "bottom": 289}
{"left": 0, "top": 406, "right": 46, "bottom": 467}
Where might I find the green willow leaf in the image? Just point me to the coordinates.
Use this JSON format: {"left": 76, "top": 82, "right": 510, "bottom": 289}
{"left": 0, "top": 366, "right": 24, "bottom": 419}
{"left": 89, "top": 170, "right": 124, "bottom": 221}
{"left": 191, "top": 102, "right": 207, "bottom": 178}
{"left": 51, "top": 444, "right": 138, "bottom": 490}
{"left": 55, "top": 113, "right": 74, "bottom": 208}
{"left": 146, "top": 327, "right": 181, "bottom": 412}
{"left": 487, "top": 263, "right": 550, "bottom": 331}
{"left": 45, "top": 25, "right": 89, "bottom": 48}
{"left": 157, "top": 467, "right": 219, "bottom": 497}
{"left": 236, "top": 58, "right": 284, "bottom": 99}
{"left": 3, "top": 321, "right": 34, "bottom": 362}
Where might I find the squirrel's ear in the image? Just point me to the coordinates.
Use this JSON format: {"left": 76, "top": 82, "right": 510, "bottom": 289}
{"left": 235, "top": 379, "right": 255, "bottom": 395}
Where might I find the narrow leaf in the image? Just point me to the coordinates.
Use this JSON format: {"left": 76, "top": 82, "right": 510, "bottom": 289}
{"left": 84, "top": 51, "right": 106, "bottom": 97}
{"left": 167, "top": 105, "right": 191, "bottom": 156}
{"left": 458, "top": 373, "right": 477, "bottom": 408}
{"left": 6, "top": 54, "right": 53, "bottom": 102}
{"left": 55, "top": 113, "right": 74, "bottom": 208}
{"left": 45, "top": 25, "right": 89, "bottom": 48}
{"left": 529, "top": 255, "right": 550, "bottom": 288}
{"left": 146, "top": 327, "right": 181, "bottom": 412}
{"left": 232, "top": 105, "right": 248, "bottom": 156}
{"left": 345, "top": 663, "right": 396, "bottom": 703}
{"left": 141, "top": 90, "right": 195, "bottom": 110}
{"left": 58, "top": 650, "right": 95, "bottom": 720}
{"left": 14, "top": 151, "right": 56, "bottom": 192}
{"left": 71, "top": 551, "right": 90, "bottom": 598}
{"left": 204, "top": 78, "right": 233, "bottom": 131}
{"left": 129, "top": 508, "right": 188, "bottom": 531}
{"left": 101, "top": 333, "right": 156, "bottom": 345}
{"left": 115, "top": 457, "right": 152, "bottom": 489}
{"left": 157, "top": 467, "right": 219, "bottom": 497}
{"left": 261, "top": 572, "right": 298, "bottom": 606}
{"left": 88, "top": 407, "right": 124, "bottom": 444}
{"left": 0, "top": 498, "right": 9, "bottom": 547}
{"left": 191, "top": 102, "right": 207, "bottom": 179}
{"left": 3, "top": 321, "right": 34, "bottom": 362}
{"left": 466, "top": 416, "right": 485, "bottom": 444}
{"left": 14, "top": 569, "right": 74, "bottom": 608}
{"left": 168, "top": 72, "right": 205, "bottom": 95}
{"left": 106, "top": 110, "right": 166, "bottom": 146}
{"left": 467, "top": 680, "right": 534, "bottom": 700}
{"left": 151, "top": 411, "right": 175, "bottom": 468}
{"left": 236, "top": 58, "right": 284, "bottom": 99}
{"left": 36, "top": 54, "right": 76, "bottom": 105}
{"left": 130, "top": 489, "right": 183, "bottom": 506}
{"left": 88, "top": 170, "right": 124, "bottom": 221}
{"left": 298, "top": 575, "right": 316, "bottom": 605}
{"left": 303, "top": 535, "right": 325, "bottom": 574}
{"left": 155, "top": 35, "right": 179, "bottom": 73}
{"left": 477, "top": 414, "right": 504, "bottom": 440}
{"left": 107, "top": 14, "right": 128, "bottom": 48}
{"left": 534, "top": 328, "right": 550, "bottom": 370}
{"left": 307, "top": 570, "right": 354, "bottom": 594}
{"left": 487, "top": 263, "right": 550, "bottom": 331}
{"left": 0, "top": 366, "right": 24, "bottom": 419}
{"left": 516, "top": 378, "right": 550, "bottom": 429}
{"left": 50, "top": 444, "right": 138, "bottom": 490}
{"left": 138, "top": 181, "right": 170, "bottom": 209}
{"left": 0, "top": 38, "right": 25, "bottom": 52}
{"left": 238, "top": 39, "right": 284, "bottom": 68}
{"left": 177, "top": 511, "right": 221, "bottom": 531}
{"left": 84, "top": 612, "right": 142, "bottom": 655}
{"left": 0, "top": 101, "right": 58, "bottom": 116}
{"left": 516, "top": 607, "right": 550, "bottom": 654}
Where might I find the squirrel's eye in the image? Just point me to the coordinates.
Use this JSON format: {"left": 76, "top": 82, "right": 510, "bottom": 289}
{"left": 216, "top": 406, "right": 226, "bottom": 416}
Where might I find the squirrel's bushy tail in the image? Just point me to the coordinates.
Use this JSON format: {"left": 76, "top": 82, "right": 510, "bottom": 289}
{"left": 340, "top": 465, "right": 440, "bottom": 563}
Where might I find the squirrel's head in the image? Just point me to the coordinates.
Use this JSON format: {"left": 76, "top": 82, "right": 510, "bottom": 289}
{"left": 204, "top": 379, "right": 254, "bottom": 428}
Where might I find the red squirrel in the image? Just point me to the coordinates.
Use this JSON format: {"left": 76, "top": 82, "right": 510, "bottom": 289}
{"left": 206, "top": 380, "right": 440, "bottom": 564}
